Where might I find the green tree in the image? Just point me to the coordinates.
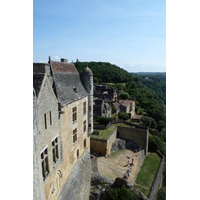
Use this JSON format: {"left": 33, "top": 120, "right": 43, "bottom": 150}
{"left": 109, "top": 103, "right": 116, "bottom": 114}
{"left": 157, "top": 120, "right": 166, "bottom": 132}
{"left": 116, "top": 83, "right": 125, "bottom": 91}
{"left": 148, "top": 134, "right": 166, "bottom": 156}
{"left": 161, "top": 128, "right": 166, "bottom": 142}
{"left": 93, "top": 76, "right": 99, "bottom": 84}
{"left": 106, "top": 185, "right": 133, "bottom": 200}
{"left": 141, "top": 116, "right": 157, "bottom": 129}
{"left": 120, "top": 92, "right": 129, "bottom": 100}
{"left": 118, "top": 112, "right": 129, "bottom": 120}
{"left": 96, "top": 117, "right": 113, "bottom": 125}
{"left": 157, "top": 187, "right": 166, "bottom": 200}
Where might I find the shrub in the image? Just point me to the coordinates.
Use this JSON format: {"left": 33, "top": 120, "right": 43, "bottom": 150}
{"left": 109, "top": 103, "right": 117, "bottom": 114}
{"left": 93, "top": 130, "right": 100, "bottom": 135}
{"left": 120, "top": 92, "right": 129, "bottom": 100}
{"left": 118, "top": 112, "right": 129, "bottom": 120}
{"left": 96, "top": 116, "right": 113, "bottom": 125}
{"left": 148, "top": 134, "right": 166, "bottom": 156}
{"left": 106, "top": 185, "right": 133, "bottom": 200}
{"left": 141, "top": 116, "right": 157, "bottom": 129}
{"left": 161, "top": 128, "right": 166, "bottom": 142}
{"left": 157, "top": 120, "right": 166, "bottom": 132}
{"left": 157, "top": 187, "right": 166, "bottom": 200}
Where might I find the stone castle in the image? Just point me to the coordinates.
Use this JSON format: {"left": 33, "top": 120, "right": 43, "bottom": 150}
{"left": 33, "top": 57, "right": 93, "bottom": 200}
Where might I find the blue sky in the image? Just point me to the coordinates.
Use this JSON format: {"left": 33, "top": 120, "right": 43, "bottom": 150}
{"left": 33, "top": 0, "right": 166, "bottom": 72}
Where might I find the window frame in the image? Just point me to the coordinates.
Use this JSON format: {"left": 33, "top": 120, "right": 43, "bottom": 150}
{"left": 72, "top": 107, "right": 77, "bottom": 123}
{"left": 41, "top": 147, "right": 49, "bottom": 180}
{"left": 73, "top": 128, "right": 77, "bottom": 144}
{"left": 83, "top": 120, "right": 86, "bottom": 133}
{"left": 84, "top": 138, "right": 86, "bottom": 149}
{"left": 44, "top": 113, "right": 47, "bottom": 129}
{"left": 49, "top": 111, "right": 52, "bottom": 125}
{"left": 83, "top": 101, "right": 86, "bottom": 116}
{"left": 52, "top": 137, "right": 59, "bottom": 165}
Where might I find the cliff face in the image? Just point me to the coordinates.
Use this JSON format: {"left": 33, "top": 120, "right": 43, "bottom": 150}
{"left": 59, "top": 149, "right": 92, "bottom": 200}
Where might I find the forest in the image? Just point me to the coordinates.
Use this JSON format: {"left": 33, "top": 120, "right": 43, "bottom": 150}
{"left": 75, "top": 60, "right": 166, "bottom": 126}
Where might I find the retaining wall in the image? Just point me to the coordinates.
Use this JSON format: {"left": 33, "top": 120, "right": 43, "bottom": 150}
{"left": 117, "top": 126, "right": 148, "bottom": 155}
{"left": 148, "top": 152, "right": 165, "bottom": 200}
{"left": 90, "top": 127, "right": 117, "bottom": 156}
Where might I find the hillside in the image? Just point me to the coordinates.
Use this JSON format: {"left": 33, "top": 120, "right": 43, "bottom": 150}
{"left": 74, "top": 61, "right": 166, "bottom": 125}
{"left": 133, "top": 72, "right": 166, "bottom": 104}
{"left": 75, "top": 60, "right": 135, "bottom": 84}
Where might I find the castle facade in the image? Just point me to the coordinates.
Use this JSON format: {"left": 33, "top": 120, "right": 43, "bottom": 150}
{"left": 33, "top": 57, "right": 93, "bottom": 200}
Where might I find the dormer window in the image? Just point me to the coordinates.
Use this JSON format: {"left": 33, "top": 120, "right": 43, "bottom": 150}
{"left": 73, "top": 87, "right": 78, "bottom": 93}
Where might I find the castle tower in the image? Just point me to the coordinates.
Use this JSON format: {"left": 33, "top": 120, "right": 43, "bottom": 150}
{"left": 81, "top": 66, "right": 93, "bottom": 136}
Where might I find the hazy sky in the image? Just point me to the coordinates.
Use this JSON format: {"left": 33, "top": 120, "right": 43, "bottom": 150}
{"left": 33, "top": 0, "right": 166, "bottom": 72}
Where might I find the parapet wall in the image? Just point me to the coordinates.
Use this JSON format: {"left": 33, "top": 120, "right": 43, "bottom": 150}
{"left": 90, "top": 127, "right": 117, "bottom": 156}
{"left": 148, "top": 152, "right": 165, "bottom": 200}
{"left": 117, "top": 126, "right": 148, "bottom": 155}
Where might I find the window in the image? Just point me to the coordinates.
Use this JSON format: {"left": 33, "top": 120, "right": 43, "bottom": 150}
{"left": 73, "top": 128, "right": 77, "bottom": 144}
{"left": 72, "top": 107, "right": 77, "bottom": 122}
{"left": 88, "top": 124, "right": 91, "bottom": 128}
{"left": 52, "top": 137, "right": 59, "bottom": 164}
{"left": 77, "top": 149, "right": 79, "bottom": 158}
{"left": 84, "top": 139, "right": 86, "bottom": 148}
{"left": 49, "top": 111, "right": 52, "bottom": 125}
{"left": 73, "top": 87, "right": 78, "bottom": 93}
{"left": 44, "top": 113, "right": 47, "bottom": 129}
{"left": 83, "top": 102, "right": 86, "bottom": 115}
{"left": 83, "top": 120, "right": 86, "bottom": 133}
{"left": 41, "top": 148, "right": 49, "bottom": 179}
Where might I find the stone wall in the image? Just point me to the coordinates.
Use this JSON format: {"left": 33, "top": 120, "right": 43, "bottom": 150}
{"left": 117, "top": 126, "right": 148, "bottom": 155}
{"left": 35, "top": 74, "right": 91, "bottom": 200}
{"left": 148, "top": 152, "right": 165, "bottom": 200}
{"left": 90, "top": 127, "right": 117, "bottom": 156}
{"left": 59, "top": 149, "right": 92, "bottom": 200}
{"left": 106, "top": 127, "right": 117, "bottom": 155}
{"left": 90, "top": 138, "right": 107, "bottom": 156}
{"left": 33, "top": 92, "right": 45, "bottom": 200}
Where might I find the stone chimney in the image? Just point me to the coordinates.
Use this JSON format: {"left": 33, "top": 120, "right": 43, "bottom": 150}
{"left": 60, "top": 58, "right": 68, "bottom": 63}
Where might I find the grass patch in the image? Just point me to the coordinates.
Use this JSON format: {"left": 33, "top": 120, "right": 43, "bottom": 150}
{"left": 91, "top": 124, "right": 117, "bottom": 140}
{"left": 135, "top": 153, "right": 161, "bottom": 196}
{"left": 117, "top": 123, "right": 133, "bottom": 128}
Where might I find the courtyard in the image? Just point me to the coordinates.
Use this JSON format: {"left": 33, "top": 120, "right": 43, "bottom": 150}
{"left": 97, "top": 149, "right": 144, "bottom": 185}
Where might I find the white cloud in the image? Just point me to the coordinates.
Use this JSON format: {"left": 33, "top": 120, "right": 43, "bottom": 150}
{"left": 55, "top": 55, "right": 59, "bottom": 60}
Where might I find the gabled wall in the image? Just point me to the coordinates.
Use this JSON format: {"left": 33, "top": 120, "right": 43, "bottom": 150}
{"left": 36, "top": 75, "right": 62, "bottom": 200}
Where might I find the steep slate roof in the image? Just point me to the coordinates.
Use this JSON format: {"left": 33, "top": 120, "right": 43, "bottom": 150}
{"left": 81, "top": 66, "right": 93, "bottom": 76}
{"left": 33, "top": 74, "right": 45, "bottom": 97}
{"left": 51, "top": 61, "right": 78, "bottom": 73}
{"left": 51, "top": 61, "right": 88, "bottom": 106}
